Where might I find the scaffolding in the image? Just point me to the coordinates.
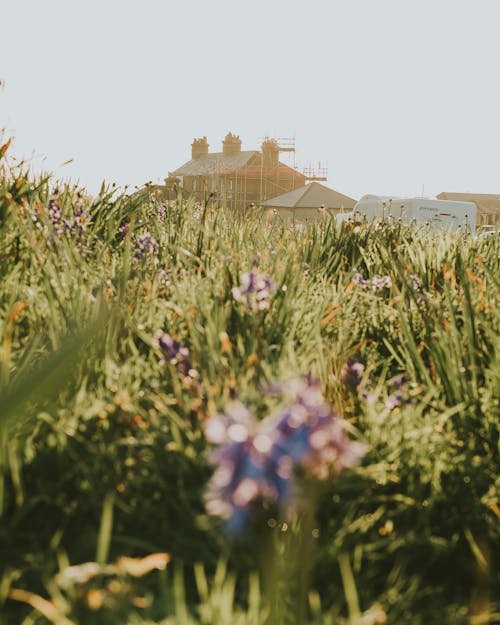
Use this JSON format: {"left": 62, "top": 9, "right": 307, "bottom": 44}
{"left": 302, "top": 163, "right": 328, "bottom": 182}
{"left": 187, "top": 136, "right": 327, "bottom": 210}
{"left": 260, "top": 136, "right": 296, "bottom": 153}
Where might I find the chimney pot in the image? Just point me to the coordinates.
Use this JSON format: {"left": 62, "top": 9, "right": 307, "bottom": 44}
{"left": 192, "top": 136, "right": 209, "bottom": 159}
{"left": 222, "top": 132, "right": 242, "bottom": 156}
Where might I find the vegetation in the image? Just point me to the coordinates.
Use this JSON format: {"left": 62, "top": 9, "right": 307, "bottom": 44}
{"left": 0, "top": 143, "right": 499, "bottom": 624}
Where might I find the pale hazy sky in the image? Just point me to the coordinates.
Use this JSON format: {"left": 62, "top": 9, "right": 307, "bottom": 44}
{"left": 2, "top": 0, "right": 500, "bottom": 200}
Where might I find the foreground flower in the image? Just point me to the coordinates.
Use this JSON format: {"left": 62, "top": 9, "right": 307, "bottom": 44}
{"left": 204, "top": 377, "right": 365, "bottom": 533}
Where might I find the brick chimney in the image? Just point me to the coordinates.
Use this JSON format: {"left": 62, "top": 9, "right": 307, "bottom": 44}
{"left": 191, "top": 136, "right": 209, "bottom": 159}
{"left": 222, "top": 132, "right": 242, "bottom": 156}
{"left": 261, "top": 138, "right": 279, "bottom": 170}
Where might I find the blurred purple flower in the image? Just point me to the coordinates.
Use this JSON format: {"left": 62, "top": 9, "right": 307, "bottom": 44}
{"left": 155, "top": 331, "right": 199, "bottom": 382}
{"left": 392, "top": 374, "right": 409, "bottom": 390}
{"left": 204, "top": 378, "right": 365, "bottom": 534}
{"left": 157, "top": 204, "right": 167, "bottom": 220}
{"left": 372, "top": 274, "right": 392, "bottom": 291}
{"left": 118, "top": 221, "right": 129, "bottom": 239}
{"left": 351, "top": 268, "right": 368, "bottom": 288}
{"left": 340, "top": 358, "right": 365, "bottom": 390}
{"left": 47, "top": 196, "right": 90, "bottom": 248}
{"left": 385, "top": 374, "right": 412, "bottom": 410}
{"left": 410, "top": 274, "right": 422, "bottom": 291}
{"left": 135, "top": 232, "right": 159, "bottom": 259}
{"left": 232, "top": 267, "right": 276, "bottom": 312}
{"left": 385, "top": 394, "right": 404, "bottom": 409}
{"left": 409, "top": 274, "right": 430, "bottom": 306}
{"left": 352, "top": 269, "right": 392, "bottom": 291}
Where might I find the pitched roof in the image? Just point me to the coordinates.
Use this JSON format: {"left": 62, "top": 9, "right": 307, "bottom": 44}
{"left": 172, "top": 151, "right": 259, "bottom": 176}
{"left": 260, "top": 182, "right": 356, "bottom": 210}
{"left": 437, "top": 192, "right": 500, "bottom": 216}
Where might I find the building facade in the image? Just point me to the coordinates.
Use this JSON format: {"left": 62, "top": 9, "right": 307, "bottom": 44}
{"left": 167, "top": 133, "right": 312, "bottom": 210}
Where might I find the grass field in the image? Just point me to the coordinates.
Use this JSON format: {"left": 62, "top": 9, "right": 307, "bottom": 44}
{"left": 1, "top": 145, "right": 499, "bottom": 624}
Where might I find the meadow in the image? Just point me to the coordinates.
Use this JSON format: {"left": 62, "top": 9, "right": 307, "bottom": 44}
{"left": 0, "top": 146, "right": 499, "bottom": 624}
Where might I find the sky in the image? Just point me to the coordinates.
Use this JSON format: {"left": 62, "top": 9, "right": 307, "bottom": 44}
{"left": 2, "top": 0, "right": 500, "bottom": 200}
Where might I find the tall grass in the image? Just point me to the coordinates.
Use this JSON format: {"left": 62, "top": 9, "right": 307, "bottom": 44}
{"left": 0, "top": 148, "right": 499, "bottom": 624}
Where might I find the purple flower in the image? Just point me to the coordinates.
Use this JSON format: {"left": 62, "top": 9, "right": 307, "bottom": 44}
{"left": 384, "top": 374, "right": 412, "bottom": 409}
{"left": 410, "top": 274, "right": 422, "bottom": 291}
{"left": 372, "top": 275, "right": 392, "bottom": 291}
{"left": 157, "top": 204, "right": 167, "bottom": 221}
{"left": 409, "top": 274, "right": 430, "bottom": 306}
{"left": 156, "top": 332, "right": 188, "bottom": 363}
{"left": 155, "top": 331, "right": 199, "bottom": 381}
{"left": 118, "top": 221, "right": 129, "bottom": 239}
{"left": 351, "top": 268, "right": 368, "bottom": 288}
{"left": 392, "top": 374, "right": 409, "bottom": 390}
{"left": 385, "top": 394, "right": 404, "bottom": 409}
{"left": 232, "top": 267, "right": 276, "bottom": 312}
{"left": 352, "top": 269, "right": 392, "bottom": 292}
{"left": 340, "top": 358, "right": 365, "bottom": 389}
{"left": 203, "top": 378, "right": 365, "bottom": 533}
{"left": 135, "top": 232, "right": 159, "bottom": 259}
{"left": 47, "top": 196, "right": 90, "bottom": 248}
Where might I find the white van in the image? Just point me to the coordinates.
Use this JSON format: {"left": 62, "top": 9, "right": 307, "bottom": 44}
{"left": 353, "top": 195, "right": 476, "bottom": 233}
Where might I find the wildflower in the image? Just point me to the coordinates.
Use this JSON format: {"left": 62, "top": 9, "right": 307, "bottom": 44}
{"left": 385, "top": 394, "right": 404, "bottom": 409}
{"left": 352, "top": 269, "right": 392, "bottom": 291}
{"left": 409, "top": 274, "right": 430, "bottom": 306}
{"left": 204, "top": 402, "right": 274, "bottom": 533}
{"left": 410, "top": 274, "right": 422, "bottom": 291}
{"left": 385, "top": 374, "right": 412, "bottom": 410}
{"left": 232, "top": 266, "right": 276, "bottom": 312}
{"left": 204, "top": 377, "right": 365, "bottom": 534}
{"left": 155, "top": 331, "right": 199, "bottom": 384}
{"left": 157, "top": 268, "right": 172, "bottom": 287}
{"left": 157, "top": 204, "right": 167, "bottom": 220}
{"left": 47, "top": 195, "right": 91, "bottom": 249}
{"left": 155, "top": 332, "right": 189, "bottom": 364}
{"left": 268, "top": 377, "right": 365, "bottom": 480}
{"left": 351, "top": 268, "right": 368, "bottom": 288}
{"left": 340, "top": 358, "right": 365, "bottom": 390}
{"left": 372, "top": 274, "right": 392, "bottom": 291}
{"left": 135, "top": 232, "right": 159, "bottom": 259}
{"left": 118, "top": 220, "right": 129, "bottom": 239}
{"left": 392, "top": 374, "right": 409, "bottom": 390}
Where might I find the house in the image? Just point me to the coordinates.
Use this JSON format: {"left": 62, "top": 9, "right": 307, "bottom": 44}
{"left": 436, "top": 192, "right": 500, "bottom": 226}
{"left": 167, "top": 133, "right": 312, "bottom": 210}
{"left": 260, "top": 181, "right": 356, "bottom": 222}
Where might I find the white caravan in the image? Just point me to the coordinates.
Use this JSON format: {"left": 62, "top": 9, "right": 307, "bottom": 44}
{"left": 353, "top": 195, "right": 476, "bottom": 232}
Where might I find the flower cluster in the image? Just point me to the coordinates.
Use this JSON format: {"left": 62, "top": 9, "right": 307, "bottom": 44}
{"left": 134, "top": 232, "right": 159, "bottom": 261}
{"left": 340, "top": 358, "right": 365, "bottom": 390}
{"left": 232, "top": 266, "right": 276, "bottom": 312}
{"left": 204, "top": 377, "right": 365, "bottom": 533}
{"left": 384, "top": 374, "right": 411, "bottom": 410}
{"left": 156, "top": 268, "right": 172, "bottom": 288}
{"left": 352, "top": 269, "right": 392, "bottom": 291}
{"left": 409, "top": 274, "right": 430, "bottom": 307}
{"left": 155, "top": 331, "right": 199, "bottom": 386}
{"left": 47, "top": 194, "right": 91, "bottom": 249}
{"left": 157, "top": 204, "right": 167, "bottom": 221}
{"left": 118, "top": 220, "right": 129, "bottom": 240}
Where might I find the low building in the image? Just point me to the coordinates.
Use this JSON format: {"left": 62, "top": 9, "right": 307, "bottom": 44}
{"left": 437, "top": 192, "right": 500, "bottom": 226}
{"left": 260, "top": 182, "right": 356, "bottom": 222}
{"left": 167, "top": 133, "right": 312, "bottom": 210}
